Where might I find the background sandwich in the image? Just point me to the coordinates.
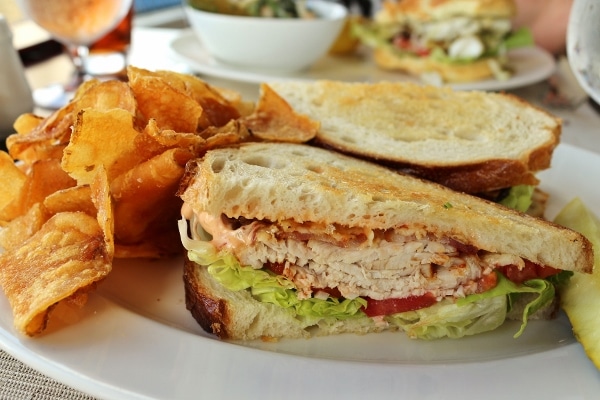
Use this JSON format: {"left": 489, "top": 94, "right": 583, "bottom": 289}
{"left": 354, "top": 0, "right": 533, "bottom": 83}
{"left": 266, "top": 80, "right": 560, "bottom": 214}
{"left": 178, "top": 142, "right": 592, "bottom": 341}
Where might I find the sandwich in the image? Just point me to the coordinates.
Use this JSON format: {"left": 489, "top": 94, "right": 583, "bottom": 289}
{"left": 266, "top": 80, "right": 560, "bottom": 213}
{"left": 353, "top": 0, "right": 533, "bottom": 83}
{"left": 177, "top": 142, "right": 593, "bottom": 341}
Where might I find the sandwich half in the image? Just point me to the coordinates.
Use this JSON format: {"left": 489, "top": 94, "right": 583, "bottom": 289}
{"left": 266, "top": 80, "right": 560, "bottom": 213}
{"left": 178, "top": 142, "right": 593, "bottom": 341}
{"left": 354, "top": 0, "right": 532, "bottom": 83}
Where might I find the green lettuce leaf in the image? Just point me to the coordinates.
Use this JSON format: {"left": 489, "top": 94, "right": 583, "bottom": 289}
{"left": 498, "top": 185, "right": 534, "bottom": 212}
{"left": 457, "top": 272, "right": 556, "bottom": 337}
{"left": 207, "top": 261, "right": 368, "bottom": 320}
{"left": 353, "top": 22, "right": 533, "bottom": 63}
{"left": 351, "top": 22, "right": 395, "bottom": 50}
{"left": 386, "top": 296, "right": 507, "bottom": 339}
{"left": 503, "top": 27, "right": 534, "bottom": 50}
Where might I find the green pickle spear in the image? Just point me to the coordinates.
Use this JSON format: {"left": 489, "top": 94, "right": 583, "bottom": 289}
{"left": 553, "top": 197, "right": 600, "bottom": 368}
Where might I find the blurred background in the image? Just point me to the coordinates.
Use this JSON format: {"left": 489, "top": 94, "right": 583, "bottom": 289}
{"left": 0, "top": 0, "right": 183, "bottom": 24}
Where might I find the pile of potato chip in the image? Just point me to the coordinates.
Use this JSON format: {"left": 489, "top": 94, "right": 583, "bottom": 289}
{"left": 0, "top": 66, "right": 318, "bottom": 336}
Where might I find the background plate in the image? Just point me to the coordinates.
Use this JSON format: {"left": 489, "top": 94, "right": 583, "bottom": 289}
{"left": 0, "top": 144, "right": 599, "bottom": 399}
{"left": 170, "top": 30, "right": 556, "bottom": 91}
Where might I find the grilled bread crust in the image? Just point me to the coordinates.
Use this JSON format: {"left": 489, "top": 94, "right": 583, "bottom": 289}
{"left": 380, "top": 0, "right": 517, "bottom": 21}
{"left": 266, "top": 81, "right": 561, "bottom": 194}
{"left": 178, "top": 142, "right": 592, "bottom": 274}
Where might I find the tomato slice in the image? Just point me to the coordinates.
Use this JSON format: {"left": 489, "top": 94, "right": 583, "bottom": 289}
{"left": 497, "top": 260, "right": 560, "bottom": 284}
{"left": 392, "top": 35, "right": 430, "bottom": 57}
{"left": 362, "top": 293, "right": 437, "bottom": 317}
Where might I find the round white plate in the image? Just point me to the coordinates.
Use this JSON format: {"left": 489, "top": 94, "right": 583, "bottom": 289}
{"left": 0, "top": 143, "right": 599, "bottom": 400}
{"left": 169, "top": 30, "right": 556, "bottom": 91}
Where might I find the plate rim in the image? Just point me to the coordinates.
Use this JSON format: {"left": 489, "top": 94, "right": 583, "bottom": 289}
{"left": 169, "top": 29, "right": 556, "bottom": 90}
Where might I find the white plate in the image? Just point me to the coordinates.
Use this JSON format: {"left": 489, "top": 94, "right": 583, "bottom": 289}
{"left": 169, "top": 30, "right": 556, "bottom": 91}
{"left": 1, "top": 143, "right": 600, "bottom": 400}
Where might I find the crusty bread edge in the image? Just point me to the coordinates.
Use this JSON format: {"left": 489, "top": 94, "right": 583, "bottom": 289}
{"left": 380, "top": 0, "right": 517, "bottom": 21}
{"left": 314, "top": 140, "right": 543, "bottom": 194}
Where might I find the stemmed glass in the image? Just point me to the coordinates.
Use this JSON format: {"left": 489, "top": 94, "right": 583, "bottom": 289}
{"left": 567, "top": 0, "right": 600, "bottom": 105}
{"left": 16, "top": 0, "right": 133, "bottom": 109}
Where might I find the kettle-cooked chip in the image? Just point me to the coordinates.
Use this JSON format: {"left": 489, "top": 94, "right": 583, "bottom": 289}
{"left": 7, "top": 80, "right": 136, "bottom": 166}
{"left": 242, "top": 83, "right": 319, "bottom": 143}
{"left": 111, "top": 148, "right": 192, "bottom": 248}
{"left": 62, "top": 108, "right": 144, "bottom": 185}
{"left": 128, "top": 68, "right": 203, "bottom": 133}
{"left": 73, "top": 80, "right": 137, "bottom": 114}
{"left": 0, "top": 203, "right": 48, "bottom": 252}
{"left": 12, "top": 113, "right": 44, "bottom": 135}
{"left": 0, "top": 151, "right": 27, "bottom": 217}
{"left": 7, "top": 96, "right": 78, "bottom": 164}
{"left": 0, "top": 158, "right": 77, "bottom": 223}
{"left": 43, "top": 186, "right": 95, "bottom": 216}
{"left": 0, "top": 212, "right": 111, "bottom": 336}
{"left": 151, "top": 69, "right": 244, "bottom": 128}
{"left": 17, "top": 159, "right": 77, "bottom": 215}
{"left": 90, "top": 165, "right": 115, "bottom": 259}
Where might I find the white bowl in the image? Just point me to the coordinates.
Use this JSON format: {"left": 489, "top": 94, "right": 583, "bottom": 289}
{"left": 183, "top": 0, "right": 348, "bottom": 72}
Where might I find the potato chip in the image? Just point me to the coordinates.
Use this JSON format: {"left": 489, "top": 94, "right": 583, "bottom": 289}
{"left": 6, "top": 81, "right": 104, "bottom": 162}
{"left": 110, "top": 148, "right": 192, "bottom": 249}
{"left": 90, "top": 165, "right": 115, "bottom": 259}
{"left": 128, "top": 67, "right": 203, "bottom": 132}
{"left": 152, "top": 69, "right": 244, "bottom": 128}
{"left": 12, "top": 113, "right": 44, "bottom": 135}
{"left": 0, "top": 212, "right": 111, "bottom": 336}
{"left": 17, "top": 159, "right": 77, "bottom": 214}
{"left": 199, "top": 120, "right": 251, "bottom": 149}
{"left": 145, "top": 127, "right": 207, "bottom": 151}
{"left": 0, "top": 156, "right": 73, "bottom": 224}
{"left": 0, "top": 151, "right": 27, "bottom": 215}
{"left": 71, "top": 78, "right": 103, "bottom": 100}
{"left": 62, "top": 108, "right": 144, "bottom": 185}
{"left": 0, "top": 203, "right": 48, "bottom": 252}
{"left": 7, "top": 80, "right": 136, "bottom": 165}
{"left": 6, "top": 108, "right": 74, "bottom": 164}
{"left": 210, "top": 85, "right": 255, "bottom": 118}
{"left": 243, "top": 83, "right": 319, "bottom": 142}
{"left": 43, "top": 185, "right": 96, "bottom": 216}
{"left": 73, "top": 80, "right": 137, "bottom": 114}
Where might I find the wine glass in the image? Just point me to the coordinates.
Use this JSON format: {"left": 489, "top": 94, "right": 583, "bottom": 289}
{"left": 567, "top": 0, "right": 600, "bottom": 105}
{"left": 16, "top": 0, "right": 133, "bottom": 109}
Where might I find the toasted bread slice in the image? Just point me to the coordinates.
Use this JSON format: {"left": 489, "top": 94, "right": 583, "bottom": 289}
{"left": 179, "top": 142, "right": 592, "bottom": 274}
{"left": 266, "top": 80, "right": 561, "bottom": 194}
